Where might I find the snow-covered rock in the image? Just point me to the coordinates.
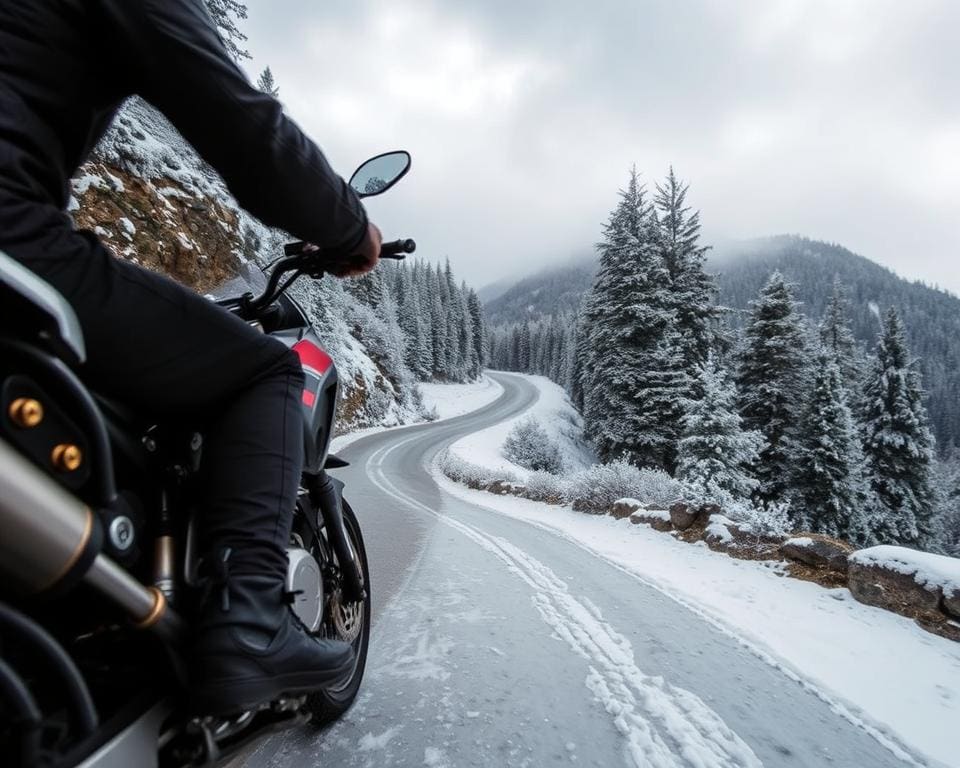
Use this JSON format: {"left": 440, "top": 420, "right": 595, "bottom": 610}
{"left": 629, "top": 508, "right": 672, "bottom": 532}
{"left": 850, "top": 546, "right": 960, "bottom": 596}
{"left": 781, "top": 535, "right": 853, "bottom": 572}
{"left": 849, "top": 546, "right": 960, "bottom": 621}
{"left": 669, "top": 501, "right": 714, "bottom": 531}
{"left": 609, "top": 498, "right": 640, "bottom": 520}
{"left": 847, "top": 546, "right": 955, "bottom": 619}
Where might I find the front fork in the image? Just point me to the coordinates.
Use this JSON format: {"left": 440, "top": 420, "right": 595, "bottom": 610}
{"left": 304, "top": 471, "right": 365, "bottom": 603}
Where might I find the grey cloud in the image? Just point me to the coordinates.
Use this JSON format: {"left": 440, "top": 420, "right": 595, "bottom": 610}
{"left": 242, "top": 0, "right": 960, "bottom": 293}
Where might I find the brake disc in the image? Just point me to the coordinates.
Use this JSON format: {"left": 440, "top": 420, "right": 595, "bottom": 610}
{"left": 329, "top": 588, "right": 363, "bottom": 644}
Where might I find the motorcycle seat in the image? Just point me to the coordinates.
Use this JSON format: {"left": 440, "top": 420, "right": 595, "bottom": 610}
{"left": 0, "top": 250, "right": 86, "bottom": 366}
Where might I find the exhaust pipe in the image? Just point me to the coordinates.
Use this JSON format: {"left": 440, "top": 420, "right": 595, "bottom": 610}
{"left": 0, "top": 438, "right": 182, "bottom": 642}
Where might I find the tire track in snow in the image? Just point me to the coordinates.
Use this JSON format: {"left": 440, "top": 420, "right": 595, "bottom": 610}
{"left": 367, "top": 438, "right": 763, "bottom": 768}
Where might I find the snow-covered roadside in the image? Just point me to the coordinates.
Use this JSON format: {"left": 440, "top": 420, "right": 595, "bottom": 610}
{"left": 417, "top": 377, "right": 504, "bottom": 421}
{"left": 431, "top": 471, "right": 960, "bottom": 767}
{"left": 330, "top": 375, "right": 503, "bottom": 453}
{"left": 449, "top": 373, "right": 595, "bottom": 479}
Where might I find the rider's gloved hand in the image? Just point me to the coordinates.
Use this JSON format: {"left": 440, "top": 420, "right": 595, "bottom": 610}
{"left": 306, "top": 223, "right": 382, "bottom": 278}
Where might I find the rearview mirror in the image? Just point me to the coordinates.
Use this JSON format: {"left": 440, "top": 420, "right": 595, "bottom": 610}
{"left": 349, "top": 151, "right": 411, "bottom": 198}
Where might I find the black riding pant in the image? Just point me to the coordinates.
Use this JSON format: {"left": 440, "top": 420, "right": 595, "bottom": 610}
{"left": 4, "top": 209, "right": 303, "bottom": 581}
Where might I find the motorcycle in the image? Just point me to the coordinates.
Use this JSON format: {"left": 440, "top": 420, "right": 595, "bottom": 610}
{"left": 0, "top": 151, "right": 416, "bottom": 767}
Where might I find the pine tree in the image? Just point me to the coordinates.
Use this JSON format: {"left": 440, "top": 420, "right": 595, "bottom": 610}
{"left": 581, "top": 168, "right": 675, "bottom": 465}
{"left": 467, "top": 289, "right": 487, "bottom": 376}
{"left": 862, "top": 308, "right": 938, "bottom": 547}
{"left": 792, "top": 351, "right": 870, "bottom": 540}
{"left": 203, "top": 0, "right": 250, "bottom": 61}
{"left": 518, "top": 324, "right": 532, "bottom": 372}
{"left": 654, "top": 167, "right": 719, "bottom": 369}
{"left": 736, "top": 272, "right": 811, "bottom": 509}
{"left": 428, "top": 266, "right": 448, "bottom": 379}
{"left": 631, "top": 328, "right": 691, "bottom": 470}
{"left": 819, "top": 278, "right": 862, "bottom": 398}
{"left": 677, "top": 358, "right": 763, "bottom": 505}
{"left": 256, "top": 66, "right": 280, "bottom": 97}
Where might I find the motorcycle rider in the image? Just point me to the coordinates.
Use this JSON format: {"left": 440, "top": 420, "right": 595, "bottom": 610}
{"left": 0, "top": 0, "right": 376, "bottom": 713}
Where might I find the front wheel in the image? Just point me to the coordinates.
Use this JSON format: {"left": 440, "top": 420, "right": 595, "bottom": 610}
{"left": 305, "top": 499, "right": 370, "bottom": 724}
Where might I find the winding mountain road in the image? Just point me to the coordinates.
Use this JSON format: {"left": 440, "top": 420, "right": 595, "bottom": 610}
{"left": 237, "top": 373, "right": 919, "bottom": 768}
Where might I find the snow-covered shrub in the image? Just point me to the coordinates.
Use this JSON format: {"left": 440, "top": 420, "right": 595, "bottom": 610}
{"left": 563, "top": 460, "right": 684, "bottom": 511}
{"left": 728, "top": 500, "right": 793, "bottom": 546}
{"left": 438, "top": 450, "right": 516, "bottom": 489}
{"left": 523, "top": 470, "right": 568, "bottom": 504}
{"left": 503, "top": 418, "right": 564, "bottom": 473}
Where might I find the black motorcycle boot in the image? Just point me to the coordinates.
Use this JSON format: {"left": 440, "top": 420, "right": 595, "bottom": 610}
{"left": 190, "top": 550, "right": 355, "bottom": 716}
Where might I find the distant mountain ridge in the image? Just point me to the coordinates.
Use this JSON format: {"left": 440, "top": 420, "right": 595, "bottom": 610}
{"left": 482, "top": 259, "right": 596, "bottom": 325}
{"left": 484, "top": 235, "right": 960, "bottom": 450}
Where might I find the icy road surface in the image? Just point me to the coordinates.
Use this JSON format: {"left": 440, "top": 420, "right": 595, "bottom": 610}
{"left": 237, "top": 373, "right": 926, "bottom": 768}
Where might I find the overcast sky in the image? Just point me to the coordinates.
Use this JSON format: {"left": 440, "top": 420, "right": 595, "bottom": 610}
{"left": 240, "top": 0, "right": 960, "bottom": 293}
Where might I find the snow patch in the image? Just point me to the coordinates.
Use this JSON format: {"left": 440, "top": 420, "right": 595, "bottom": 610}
{"left": 358, "top": 725, "right": 402, "bottom": 751}
{"left": 784, "top": 536, "right": 814, "bottom": 548}
{"left": 418, "top": 376, "right": 503, "bottom": 421}
{"left": 705, "top": 515, "right": 735, "bottom": 544}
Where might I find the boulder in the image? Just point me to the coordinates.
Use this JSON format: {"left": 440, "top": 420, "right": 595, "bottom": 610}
{"left": 610, "top": 499, "right": 641, "bottom": 520}
{"left": 780, "top": 534, "right": 853, "bottom": 573}
{"left": 486, "top": 480, "right": 515, "bottom": 496}
{"left": 669, "top": 502, "right": 699, "bottom": 530}
{"left": 944, "top": 590, "right": 960, "bottom": 621}
{"left": 629, "top": 510, "right": 672, "bottom": 532}
{"left": 848, "top": 561, "right": 941, "bottom": 613}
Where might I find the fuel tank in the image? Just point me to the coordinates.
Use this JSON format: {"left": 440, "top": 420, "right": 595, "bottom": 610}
{"left": 272, "top": 326, "right": 338, "bottom": 474}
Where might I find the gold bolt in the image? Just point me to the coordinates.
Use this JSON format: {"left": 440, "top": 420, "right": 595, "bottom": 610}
{"left": 52, "top": 443, "right": 83, "bottom": 472}
{"left": 9, "top": 398, "right": 44, "bottom": 428}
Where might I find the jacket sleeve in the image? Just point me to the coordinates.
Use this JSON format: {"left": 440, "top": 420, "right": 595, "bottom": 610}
{"left": 102, "top": 0, "right": 368, "bottom": 255}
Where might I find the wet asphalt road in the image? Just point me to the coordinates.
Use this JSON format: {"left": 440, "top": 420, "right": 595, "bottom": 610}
{"left": 236, "top": 373, "right": 926, "bottom": 768}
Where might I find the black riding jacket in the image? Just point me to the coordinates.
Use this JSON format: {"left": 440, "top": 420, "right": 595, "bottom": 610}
{"left": 0, "top": 0, "right": 368, "bottom": 256}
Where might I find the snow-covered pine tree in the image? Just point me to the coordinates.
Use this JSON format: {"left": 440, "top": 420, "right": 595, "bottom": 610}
{"left": 862, "top": 308, "right": 938, "bottom": 548}
{"left": 466, "top": 289, "right": 486, "bottom": 377}
{"left": 677, "top": 358, "right": 763, "bottom": 506}
{"left": 932, "top": 454, "right": 960, "bottom": 555}
{"left": 631, "top": 328, "right": 691, "bottom": 471}
{"left": 819, "top": 278, "right": 863, "bottom": 398}
{"left": 569, "top": 302, "right": 590, "bottom": 410}
{"left": 736, "top": 271, "right": 811, "bottom": 509}
{"left": 582, "top": 168, "right": 675, "bottom": 465}
{"left": 395, "top": 263, "right": 430, "bottom": 378}
{"left": 443, "top": 262, "right": 465, "bottom": 380}
{"left": 654, "top": 167, "right": 719, "bottom": 369}
{"left": 792, "top": 350, "right": 870, "bottom": 541}
{"left": 256, "top": 66, "right": 279, "bottom": 97}
{"left": 518, "top": 324, "right": 531, "bottom": 372}
{"left": 203, "top": 0, "right": 250, "bottom": 61}
{"left": 459, "top": 280, "right": 479, "bottom": 380}
{"left": 428, "top": 266, "right": 448, "bottom": 379}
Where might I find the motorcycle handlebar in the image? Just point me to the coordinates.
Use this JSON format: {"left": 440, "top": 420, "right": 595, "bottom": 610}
{"left": 282, "top": 238, "right": 417, "bottom": 260}
{"left": 380, "top": 239, "right": 417, "bottom": 259}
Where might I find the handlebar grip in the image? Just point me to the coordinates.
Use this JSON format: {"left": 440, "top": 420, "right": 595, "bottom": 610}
{"left": 380, "top": 239, "right": 417, "bottom": 259}
{"left": 284, "top": 241, "right": 307, "bottom": 256}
